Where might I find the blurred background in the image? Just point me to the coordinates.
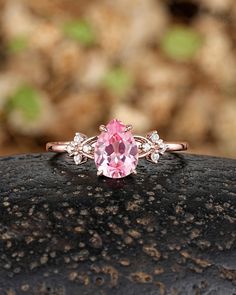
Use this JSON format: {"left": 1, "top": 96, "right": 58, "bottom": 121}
{"left": 0, "top": 0, "right": 235, "bottom": 158}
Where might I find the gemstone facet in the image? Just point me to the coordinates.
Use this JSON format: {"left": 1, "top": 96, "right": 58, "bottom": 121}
{"left": 142, "top": 142, "right": 152, "bottom": 152}
{"left": 74, "top": 154, "right": 83, "bottom": 165}
{"left": 66, "top": 141, "right": 78, "bottom": 156}
{"left": 74, "top": 132, "right": 83, "bottom": 143}
{"left": 149, "top": 131, "right": 159, "bottom": 143}
{"left": 94, "top": 119, "right": 138, "bottom": 178}
{"left": 150, "top": 151, "right": 160, "bottom": 163}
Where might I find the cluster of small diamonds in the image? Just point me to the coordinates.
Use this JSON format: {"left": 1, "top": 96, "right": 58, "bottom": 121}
{"left": 66, "top": 129, "right": 167, "bottom": 166}
{"left": 141, "top": 131, "right": 167, "bottom": 163}
{"left": 65, "top": 133, "right": 87, "bottom": 165}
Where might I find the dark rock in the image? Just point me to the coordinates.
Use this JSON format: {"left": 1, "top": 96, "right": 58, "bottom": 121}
{"left": 0, "top": 153, "right": 236, "bottom": 295}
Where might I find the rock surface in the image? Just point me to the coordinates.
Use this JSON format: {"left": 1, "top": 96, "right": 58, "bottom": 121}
{"left": 0, "top": 153, "right": 236, "bottom": 295}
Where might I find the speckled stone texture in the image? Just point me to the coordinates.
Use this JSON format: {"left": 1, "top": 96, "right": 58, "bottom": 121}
{"left": 0, "top": 153, "right": 236, "bottom": 295}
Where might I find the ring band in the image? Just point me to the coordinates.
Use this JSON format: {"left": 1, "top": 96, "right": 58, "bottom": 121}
{"left": 46, "top": 142, "right": 188, "bottom": 154}
{"left": 46, "top": 119, "right": 188, "bottom": 179}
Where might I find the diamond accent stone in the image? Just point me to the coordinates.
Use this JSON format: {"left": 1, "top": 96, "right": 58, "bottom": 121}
{"left": 66, "top": 142, "right": 78, "bottom": 156}
{"left": 142, "top": 142, "right": 151, "bottom": 152}
{"left": 82, "top": 144, "right": 92, "bottom": 154}
{"left": 149, "top": 131, "right": 159, "bottom": 143}
{"left": 94, "top": 119, "right": 138, "bottom": 178}
{"left": 157, "top": 139, "right": 167, "bottom": 154}
{"left": 74, "top": 154, "right": 83, "bottom": 165}
{"left": 150, "top": 151, "right": 160, "bottom": 163}
{"left": 74, "top": 133, "right": 83, "bottom": 143}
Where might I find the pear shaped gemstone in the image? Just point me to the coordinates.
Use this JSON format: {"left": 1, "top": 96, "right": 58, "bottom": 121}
{"left": 94, "top": 119, "right": 138, "bottom": 178}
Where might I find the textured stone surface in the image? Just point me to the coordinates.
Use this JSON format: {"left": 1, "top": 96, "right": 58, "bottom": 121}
{"left": 0, "top": 153, "right": 236, "bottom": 295}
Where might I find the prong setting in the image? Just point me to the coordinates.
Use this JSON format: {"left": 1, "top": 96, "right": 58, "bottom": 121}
{"left": 125, "top": 125, "right": 132, "bottom": 132}
{"left": 99, "top": 125, "right": 107, "bottom": 132}
{"left": 97, "top": 170, "right": 103, "bottom": 176}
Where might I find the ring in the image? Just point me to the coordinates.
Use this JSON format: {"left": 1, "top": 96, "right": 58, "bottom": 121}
{"left": 46, "top": 119, "right": 188, "bottom": 179}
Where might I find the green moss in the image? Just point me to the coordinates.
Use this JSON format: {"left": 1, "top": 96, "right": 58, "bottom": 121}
{"left": 161, "top": 26, "right": 203, "bottom": 61}
{"left": 63, "top": 20, "right": 96, "bottom": 46}
{"left": 6, "top": 85, "right": 41, "bottom": 121}
{"left": 7, "top": 36, "right": 29, "bottom": 54}
{"left": 103, "top": 67, "right": 133, "bottom": 96}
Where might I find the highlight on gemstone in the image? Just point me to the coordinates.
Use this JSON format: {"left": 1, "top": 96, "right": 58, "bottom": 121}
{"left": 94, "top": 119, "right": 138, "bottom": 178}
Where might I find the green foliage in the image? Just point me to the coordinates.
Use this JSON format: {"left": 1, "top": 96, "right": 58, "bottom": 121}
{"left": 7, "top": 36, "right": 29, "bottom": 54}
{"left": 161, "top": 26, "right": 203, "bottom": 61}
{"left": 103, "top": 67, "right": 133, "bottom": 96}
{"left": 6, "top": 85, "right": 41, "bottom": 121}
{"left": 63, "top": 20, "right": 96, "bottom": 46}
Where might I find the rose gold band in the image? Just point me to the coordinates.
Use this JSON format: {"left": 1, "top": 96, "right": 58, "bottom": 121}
{"left": 46, "top": 141, "right": 188, "bottom": 154}
{"left": 166, "top": 142, "right": 188, "bottom": 152}
{"left": 46, "top": 142, "right": 70, "bottom": 153}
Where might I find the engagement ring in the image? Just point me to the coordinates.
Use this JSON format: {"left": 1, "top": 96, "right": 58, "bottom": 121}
{"left": 46, "top": 119, "right": 188, "bottom": 178}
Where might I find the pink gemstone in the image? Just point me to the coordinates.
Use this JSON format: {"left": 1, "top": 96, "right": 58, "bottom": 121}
{"left": 94, "top": 119, "right": 138, "bottom": 178}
